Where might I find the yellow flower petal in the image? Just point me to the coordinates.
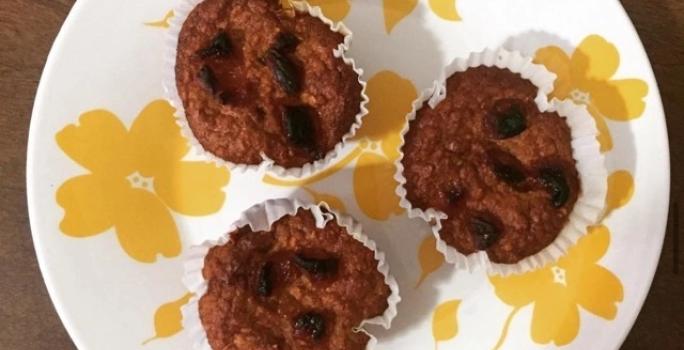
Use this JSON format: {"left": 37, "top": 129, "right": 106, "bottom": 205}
{"left": 56, "top": 109, "right": 134, "bottom": 177}
{"left": 303, "top": 187, "right": 347, "bottom": 213}
{"left": 383, "top": 0, "right": 418, "bottom": 34}
{"left": 572, "top": 35, "right": 620, "bottom": 81}
{"left": 575, "top": 265, "right": 623, "bottom": 320}
{"left": 534, "top": 46, "right": 573, "bottom": 100}
{"left": 143, "top": 293, "right": 193, "bottom": 345}
{"left": 56, "top": 174, "right": 123, "bottom": 237}
{"left": 355, "top": 70, "right": 417, "bottom": 161}
{"left": 154, "top": 161, "right": 230, "bottom": 216}
{"left": 432, "top": 299, "right": 460, "bottom": 342}
{"left": 587, "top": 79, "right": 649, "bottom": 121}
{"left": 306, "top": 0, "right": 351, "bottom": 22}
{"left": 428, "top": 0, "right": 461, "bottom": 21}
{"left": 353, "top": 152, "right": 403, "bottom": 220}
{"left": 381, "top": 132, "right": 404, "bottom": 162}
{"left": 490, "top": 268, "right": 551, "bottom": 308}
{"left": 561, "top": 225, "right": 623, "bottom": 320}
{"left": 531, "top": 285, "right": 580, "bottom": 346}
{"left": 416, "top": 235, "right": 444, "bottom": 288}
{"left": 491, "top": 223, "right": 623, "bottom": 347}
{"left": 605, "top": 170, "right": 635, "bottom": 218}
{"left": 128, "top": 100, "right": 189, "bottom": 177}
{"left": 560, "top": 225, "right": 610, "bottom": 267}
{"left": 113, "top": 188, "right": 181, "bottom": 263}
{"left": 587, "top": 104, "right": 614, "bottom": 153}
{"left": 144, "top": 10, "right": 174, "bottom": 29}
{"left": 356, "top": 71, "right": 417, "bottom": 143}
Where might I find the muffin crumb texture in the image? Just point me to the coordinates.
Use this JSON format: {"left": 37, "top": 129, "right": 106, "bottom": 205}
{"left": 200, "top": 209, "right": 390, "bottom": 350}
{"left": 402, "top": 66, "right": 580, "bottom": 264}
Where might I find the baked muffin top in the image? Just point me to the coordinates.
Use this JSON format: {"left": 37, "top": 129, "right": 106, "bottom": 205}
{"left": 401, "top": 66, "right": 580, "bottom": 264}
{"left": 200, "top": 208, "right": 391, "bottom": 349}
{"left": 176, "top": 0, "right": 362, "bottom": 168}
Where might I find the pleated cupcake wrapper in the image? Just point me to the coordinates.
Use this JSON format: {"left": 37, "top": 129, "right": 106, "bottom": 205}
{"left": 181, "top": 198, "right": 401, "bottom": 350}
{"left": 394, "top": 48, "right": 608, "bottom": 276}
{"left": 162, "top": 0, "right": 369, "bottom": 177}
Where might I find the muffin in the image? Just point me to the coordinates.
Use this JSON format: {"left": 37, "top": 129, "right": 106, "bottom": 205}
{"left": 174, "top": 0, "right": 364, "bottom": 168}
{"left": 401, "top": 65, "right": 582, "bottom": 264}
{"left": 190, "top": 202, "right": 395, "bottom": 350}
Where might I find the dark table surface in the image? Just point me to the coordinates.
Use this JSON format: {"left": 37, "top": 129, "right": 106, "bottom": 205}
{"left": 0, "top": 0, "right": 681, "bottom": 349}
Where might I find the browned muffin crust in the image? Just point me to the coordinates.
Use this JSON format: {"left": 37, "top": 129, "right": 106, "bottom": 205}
{"left": 176, "top": 0, "right": 362, "bottom": 168}
{"left": 401, "top": 67, "right": 580, "bottom": 264}
{"left": 200, "top": 209, "right": 390, "bottom": 350}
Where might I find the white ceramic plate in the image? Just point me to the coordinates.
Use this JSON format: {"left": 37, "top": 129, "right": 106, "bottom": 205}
{"left": 27, "top": 0, "right": 670, "bottom": 349}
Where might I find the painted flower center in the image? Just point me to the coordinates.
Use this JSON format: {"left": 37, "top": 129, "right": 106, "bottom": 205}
{"left": 570, "top": 89, "right": 591, "bottom": 105}
{"left": 551, "top": 266, "right": 568, "bottom": 287}
{"left": 127, "top": 171, "right": 155, "bottom": 193}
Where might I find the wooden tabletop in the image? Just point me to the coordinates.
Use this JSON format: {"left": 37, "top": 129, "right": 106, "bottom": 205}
{"left": 0, "top": 0, "right": 681, "bottom": 349}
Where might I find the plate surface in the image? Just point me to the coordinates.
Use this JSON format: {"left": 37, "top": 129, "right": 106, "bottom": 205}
{"left": 27, "top": 0, "right": 670, "bottom": 349}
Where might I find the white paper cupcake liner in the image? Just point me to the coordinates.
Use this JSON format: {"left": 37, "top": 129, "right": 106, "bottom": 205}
{"left": 162, "top": 0, "right": 369, "bottom": 176}
{"left": 394, "top": 48, "right": 608, "bottom": 276}
{"left": 181, "top": 198, "right": 400, "bottom": 350}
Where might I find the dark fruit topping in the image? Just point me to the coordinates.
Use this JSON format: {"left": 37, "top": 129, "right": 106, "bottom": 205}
{"left": 197, "top": 32, "right": 233, "bottom": 58}
{"left": 257, "top": 261, "right": 273, "bottom": 297}
{"left": 487, "top": 148, "right": 528, "bottom": 188}
{"left": 217, "top": 91, "right": 231, "bottom": 105}
{"left": 283, "top": 106, "right": 316, "bottom": 150}
{"left": 293, "top": 253, "right": 338, "bottom": 277}
{"left": 294, "top": 312, "right": 326, "bottom": 340}
{"left": 493, "top": 163, "right": 526, "bottom": 186}
{"left": 198, "top": 65, "right": 219, "bottom": 95}
{"left": 497, "top": 110, "right": 526, "bottom": 138}
{"left": 470, "top": 216, "right": 501, "bottom": 250}
{"left": 540, "top": 168, "right": 570, "bottom": 208}
{"left": 488, "top": 99, "right": 527, "bottom": 139}
{"left": 272, "top": 32, "right": 300, "bottom": 52}
{"left": 446, "top": 188, "right": 463, "bottom": 204}
{"left": 266, "top": 49, "right": 301, "bottom": 94}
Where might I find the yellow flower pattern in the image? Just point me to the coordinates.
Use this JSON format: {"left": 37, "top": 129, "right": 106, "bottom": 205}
{"left": 490, "top": 225, "right": 624, "bottom": 347}
{"left": 144, "top": 10, "right": 174, "bottom": 28}
{"left": 428, "top": 0, "right": 461, "bottom": 21}
{"left": 534, "top": 35, "right": 649, "bottom": 152}
{"left": 306, "top": 0, "right": 351, "bottom": 22}
{"left": 143, "top": 293, "right": 193, "bottom": 345}
{"left": 352, "top": 71, "right": 417, "bottom": 219}
{"left": 302, "top": 186, "right": 347, "bottom": 213}
{"left": 383, "top": 0, "right": 461, "bottom": 33}
{"left": 56, "top": 100, "right": 230, "bottom": 263}
{"left": 383, "top": 0, "right": 419, "bottom": 34}
{"left": 416, "top": 235, "right": 444, "bottom": 288}
{"left": 605, "top": 170, "right": 635, "bottom": 219}
{"left": 432, "top": 299, "right": 461, "bottom": 346}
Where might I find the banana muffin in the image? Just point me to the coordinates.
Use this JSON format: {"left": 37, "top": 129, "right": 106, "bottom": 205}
{"left": 175, "top": 0, "right": 362, "bottom": 168}
{"left": 199, "top": 208, "right": 391, "bottom": 349}
{"left": 401, "top": 66, "right": 580, "bottom": 264}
